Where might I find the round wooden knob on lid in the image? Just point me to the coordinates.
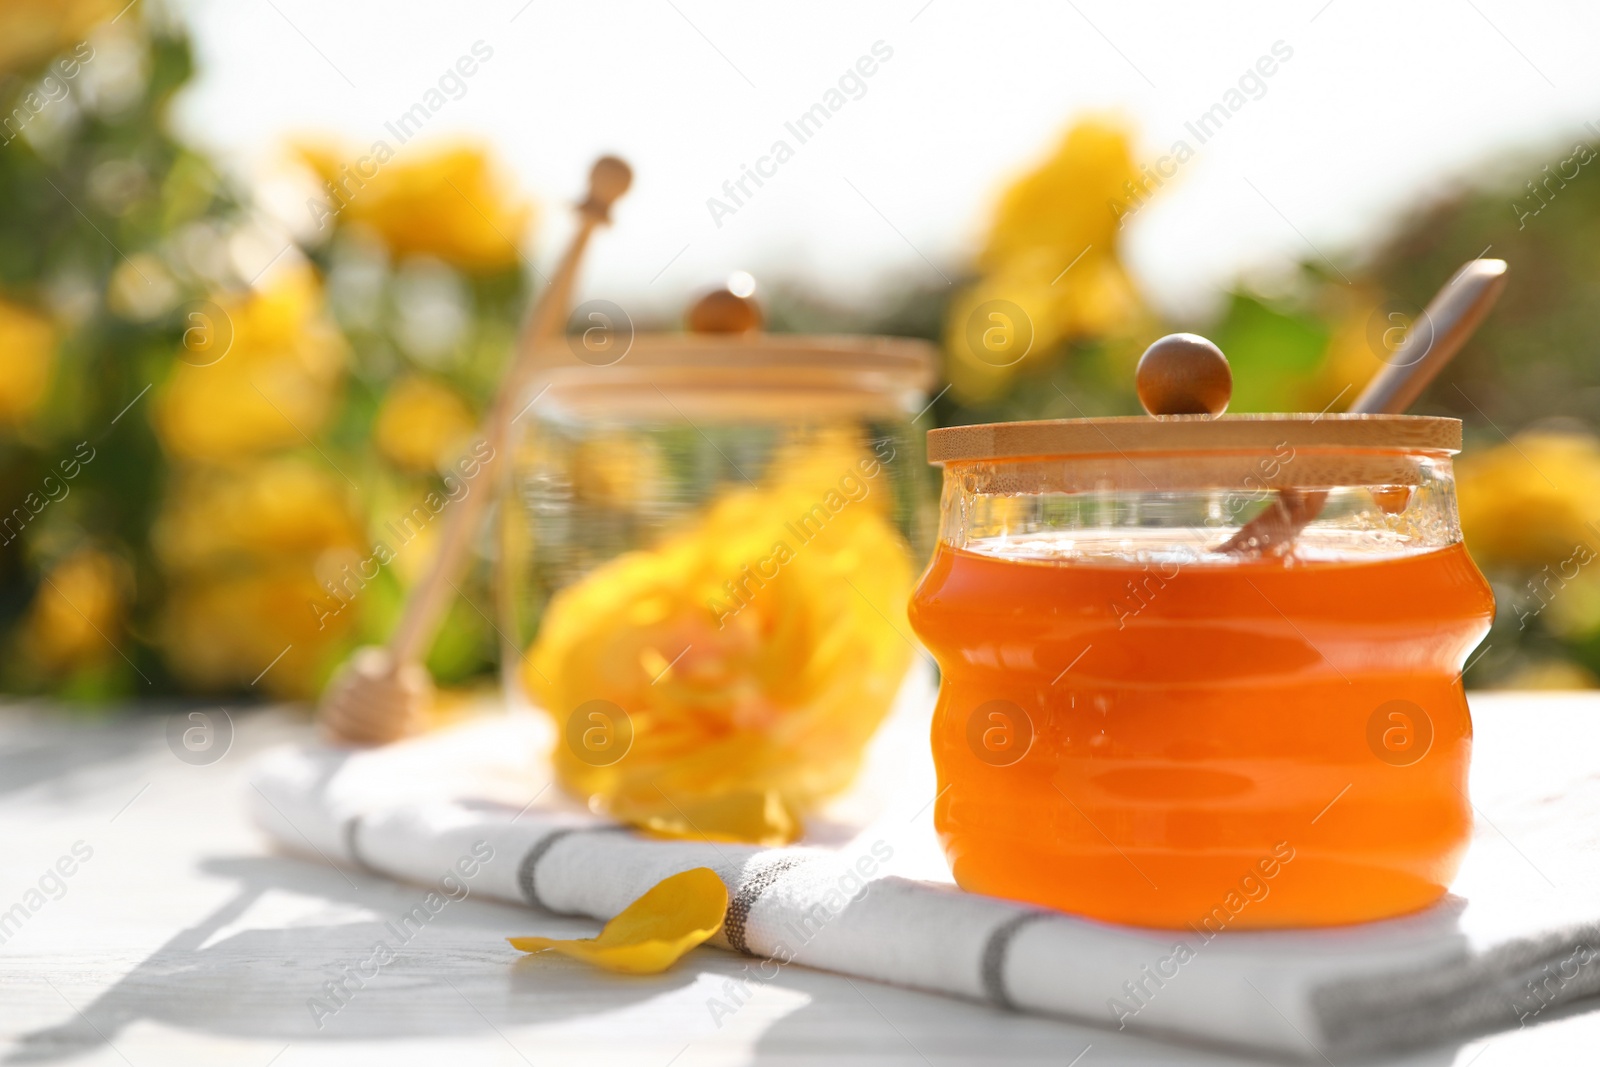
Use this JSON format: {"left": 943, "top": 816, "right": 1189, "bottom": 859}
{"left": 1136, "top": 333, "right": 1232, "bottom": 416}
{"left": 687, "top": 280, "right": 764, "bottom": 334}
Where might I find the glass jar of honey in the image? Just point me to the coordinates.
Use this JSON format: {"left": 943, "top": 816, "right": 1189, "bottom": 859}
{"left": 498, "top": 288, "right": 936, "bottom": 844}
{"left": 909, "top": 413, "right": 1494, "bottom": 928}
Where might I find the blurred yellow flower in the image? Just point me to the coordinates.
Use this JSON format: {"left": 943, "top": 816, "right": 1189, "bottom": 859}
{"left": 153, "top": 266, "right": 347, "bottom": 461}
{"left": 159, "top": 565, "right": 354, "bottom": 700}
{"left": 152, "top": 457, "right": 366, "bottom": 697}
{"left": 1493, "top": 659, "right": 1599, "bottom": 690}
{"left": 152, "top": 457, "right": 365, "bottom": 572}
{"left": 0, "top": 0, "right": 115, "bottom": 74}
{"left": 946, "top": 117, "right": 1145, "bottom": 403}
{"left": 373, "top": 375, "right": 476, "bottom": 473}
{"left": 1457, "top": 432, "right": 1600, "bottom": 569}
{"left": 0, "top": 297, "right": 56, "bottom": 425}
{"left": 1543, "top": 567, "right": 1600, "bottom": 642}
{"left": 23, "top": 548, "right": 126, "bottom": 672}
{"left": 980, "top": 118, "right": 1142, "bottom": 273}
{"left": 526, "top": 438, "right": 914, "bottom": 845}
{"left": 298, "top": 141, "right": 532, "bottom": 272}
{"left": 1299, "top": 287, "right": 1386, "bottom": 412}
{"left": 572, "top": 434, "right": 662, "bottom": 508}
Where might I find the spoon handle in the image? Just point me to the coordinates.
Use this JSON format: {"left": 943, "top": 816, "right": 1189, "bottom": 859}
{"left": 1218, "top": 258, "right": 1507, "bottom": 557}
{"left": 1351, "top": 258, "right": 1507, "bottom": 415}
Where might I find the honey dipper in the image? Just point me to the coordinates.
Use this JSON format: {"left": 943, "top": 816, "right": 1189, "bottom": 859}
{"left": 318, "top": 156, "right": 632, "bottom": 746}
{"left": 1133, "top": 258, "right": 1508, "bottom": 556}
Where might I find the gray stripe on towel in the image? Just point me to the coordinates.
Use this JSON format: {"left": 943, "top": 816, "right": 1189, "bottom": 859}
{"left": 516, "top": 826, "right": 625, "bottom": 912}
{"left": 726, "top": 856, "right": 809, "bottom": 955}
{"left": 341, "top": 815, "right": 370, "bottom": 871}
{"left": 981, "top": 911, "right": 1052, "bottom": 1011}
{"left": 516, "top": 828, "right": 573, "bottom": 910}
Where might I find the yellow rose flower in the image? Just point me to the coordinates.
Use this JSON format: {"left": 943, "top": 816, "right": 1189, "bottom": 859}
{"left": 153, "top": 266, "right": 347, "bottom": 461}
{"left": 979, "top": 117, "right": 1142, "bottom": 274}
{"left": 571, "top": 434, "right": 663, "bottom": 508}
{"left": 1493, "top": 659, "right": 1598, "bottom": 690}
{"left": 151, "top": 457, "right": 368, "bottom": 696}
{"left": 1299, "top": 288, "right": 1386, "bottom": 413}
{"left": 1457, "top": 432, "right": 1600, "bottom": 569}
{"left": 946, "top": 117, "right": 1146, "bottom": 403}
{"left": 945, "top": 268, "right": 1067, "bottom": 404}
{"left": 373, "top": 375, "right": 476, "bottom": 473}
{"left": 152, "top": 457, "right": 365, "bottom": 573}
{"left": 159, "top": 563, "right": 355, "bottom": 699}
{"left": 0, "top": 297, "right": 56, "bottom": 425}
{"left": 298, "top": 141, "right": 533, "bottom": 272}
{"left": 1543, "top": 566, "right": 1600, "bottom": 642}
{"left": 525, "top": 438, "right": 914, "bottom": 844}
{"left": 0, "top": 0, "right": 117, "bottom": 75}
{"left": 23, "top": 548, "right": 126, "bottom": 672}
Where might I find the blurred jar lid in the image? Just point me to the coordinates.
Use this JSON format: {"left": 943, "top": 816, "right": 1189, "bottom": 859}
{"left": 529, "top": 275, "right": 936, "bottom": 421}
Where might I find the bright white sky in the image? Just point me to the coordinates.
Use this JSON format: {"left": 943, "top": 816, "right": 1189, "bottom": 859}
{"left": 171, "top": 0, "right": 1600, "bottom": 324}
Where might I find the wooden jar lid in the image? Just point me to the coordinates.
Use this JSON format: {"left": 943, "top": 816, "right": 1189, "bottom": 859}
{"left": 532, "top": 334, "right": 938, "bottom": 419}
{"left": 926, "top": 414, "right": 1462, "bottom": 465}
{"left": 524, "top": 281, "right": 936, "bottom": 418}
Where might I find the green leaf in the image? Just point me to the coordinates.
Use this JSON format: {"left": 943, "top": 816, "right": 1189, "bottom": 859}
{"left": 1209, "top": 293, "right": 1329, "bottom": 413}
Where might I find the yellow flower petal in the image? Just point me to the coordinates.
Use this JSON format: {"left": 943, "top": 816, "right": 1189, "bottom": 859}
{"left": 507, "top": 867, "right": 728, "bottom": 975}
{"left": 625, "top": 789, "right": 802, "bottom": 847}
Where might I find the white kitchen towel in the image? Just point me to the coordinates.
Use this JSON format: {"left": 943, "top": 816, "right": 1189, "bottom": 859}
{"left": 246, "top": 699, "right": 1600, "bottom": 1061}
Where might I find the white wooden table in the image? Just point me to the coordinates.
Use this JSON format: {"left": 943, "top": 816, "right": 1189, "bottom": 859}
{"left": 2, "top": 693, "right": 1598, "bottom": 1066}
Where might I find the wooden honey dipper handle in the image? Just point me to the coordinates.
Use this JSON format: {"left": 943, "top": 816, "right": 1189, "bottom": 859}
{"left": 319, "top": 157, "right": 632, "bottom": 746}
{"left": 386, "top": 156, "right": 631, "bottom": 664}
{"left": 1349, "top": 258, "right": 1507, "bottom": 414}
{"left": 1217, "top": 258, "right": 1507, "bottom": 556}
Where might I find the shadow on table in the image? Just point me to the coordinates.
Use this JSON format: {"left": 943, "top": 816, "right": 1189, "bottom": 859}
{"left": 741, "top": 967, "right": 1600, "bottom": 1066}
{"left": 7, "top": 853, "right": 698, "bottom": 1062}
{"left": 12, "top": 845, "right": 1595, "bottom": 1066}
{"left": 742, "top": 980, "right": 1488, "bottom": 1067}
{"left": 0, "top": 716, "right": 163, "bottom": 803}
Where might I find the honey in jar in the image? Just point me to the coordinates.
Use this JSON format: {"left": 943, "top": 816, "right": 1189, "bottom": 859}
{"left": 910, "top": 412, "right": 1493, "bottom": 928}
